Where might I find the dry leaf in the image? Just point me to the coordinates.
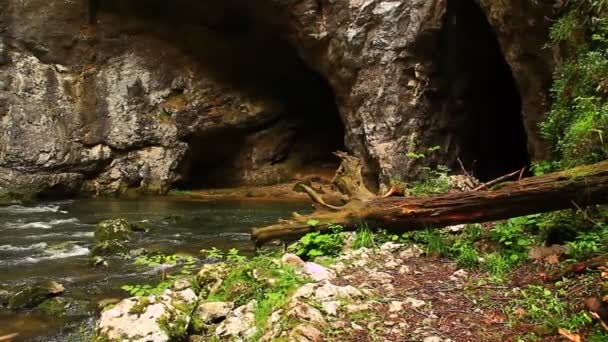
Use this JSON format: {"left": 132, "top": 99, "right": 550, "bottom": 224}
{"left": 558, "top": 328, "right": 582, "bottom": 342}
{"left": 544, "top": 254, "right": 560, "bottom": 264}
{"left": 513, "top": 308, "right": 526, "bottom": 318}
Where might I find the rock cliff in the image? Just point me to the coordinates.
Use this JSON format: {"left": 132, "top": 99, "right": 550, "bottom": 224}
{"left": 0, "top": 0, "right": 559, "bottom": 196}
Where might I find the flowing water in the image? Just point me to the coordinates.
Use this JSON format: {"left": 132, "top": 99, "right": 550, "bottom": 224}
{"left": 0, "top": 197, "right": 309, "bottom": 341}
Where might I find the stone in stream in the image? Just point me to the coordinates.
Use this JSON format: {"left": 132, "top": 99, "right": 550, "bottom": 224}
{"left": 96, "top": 288, "right": 197, "bottom": 342}
{"left": 95, "top": 219, "right": 133, "bottom": 243}
{"left": 7, "top": 281, "right": 64, "bottom": 310}
{"left": 37, "top": 297, "right": 91, "bottom": 317}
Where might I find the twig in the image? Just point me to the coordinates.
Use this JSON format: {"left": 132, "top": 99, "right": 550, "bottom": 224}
{"left": 457, "top": 157, "right": 472, "bottom": 178}
{"left": 518, "top": 167, "right": 527, "bottom": 181}
{"left": 473, "top": 168, "right": 523, "bottom": 191}
{"left": 571, "top": 201, "right": 603, "bottom": 228}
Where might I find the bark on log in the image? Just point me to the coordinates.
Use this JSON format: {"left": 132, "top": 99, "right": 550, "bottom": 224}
{"left": 251, "top": 159, "right": 608, "bottom": 246}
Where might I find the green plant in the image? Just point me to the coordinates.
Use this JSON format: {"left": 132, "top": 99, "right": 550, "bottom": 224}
{"left": 452, "top": 242, "right": 480, "bottom": 269}
{"left": 541, "top": 1, "right": 608, "bottom": 167}
{"left": 200, "top": 247, "right": 224, "bottom": 260}
{"left": 510, "top": 285, "right": 593, "bottom": 331}
{"left": 291, "top": 224, "right": 344, "bottom": 260}
{"left": 409, "top": 165, "right": 451, "bottom": 197}
{"left": 352, "top": 223, "right": 376, "bottom": 249}
{"left": 120, "top": 281, "right": 172, "bottom": 297}
{"left": 483, "top": 253, "right": 513, "bottom": 277}
{"left": 226, "top": 248, "right": 247, "bottom": 263}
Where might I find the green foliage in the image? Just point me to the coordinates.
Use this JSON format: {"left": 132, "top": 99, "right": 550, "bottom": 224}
{"left": 352, "top": 223, "right": 376, "bottom": 249}
{"left": 511, "top": 284, "right": 593, "bottom": 331}
{"left": 120, "top": 282, "right": 171, "bottom": 297}
{"left": 202, "top": 254, "right": 305, "bottom": 337}
{"left": 483, "top": 253, "right": 513, "bottom": 277}
{"left": 409, "top": 165, "right": 451, "bottom": 197}
{"left": 400, "top": 229, "right": 449, "bottom": 257}
{"left": 167, "top": 188, "right": 193, "bottom": 196}
{"left": 542, "top": 1, "right": 608, "bottom": 167}
{"left": 489, "top": 216, "right": 538, "bottom": 265}
{"left": 291, "top": 224, "right": 344, "bottom": 260}
{"left": 452, "top": 241, "right": 480, "bottom": 269}
{"left": 567, "top": 225, "right": 608, "bottom": 259}
{"left": 200, "top": 247, "right": 224, "bottom": 260}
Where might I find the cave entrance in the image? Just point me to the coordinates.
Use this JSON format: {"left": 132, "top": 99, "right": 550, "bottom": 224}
{"left": 442, "top": 0, "right": 530, "bottom": 181}
{"left": 100, "top": 0, "right": 346, "bottom": 189}
{"left": 157, "top": 2, "right": 345, "bottom": 189}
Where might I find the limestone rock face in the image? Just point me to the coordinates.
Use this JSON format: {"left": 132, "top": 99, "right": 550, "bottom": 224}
{"left": 0, "top": 0, "right": 558, "bottom": 195}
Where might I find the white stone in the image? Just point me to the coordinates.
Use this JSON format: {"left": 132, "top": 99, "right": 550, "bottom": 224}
{"left": 405, "top": 297, "right": 426, "bottom": 308}
{"left": 303, "top": 262, "right": 336, "bottom": 282}
{"left": 400, "top": 245, "right": 424, "bottom": 259}
{"left": 321, "top": 301, "right": 340, "bottom": 316}
{"left": 389, "top": 301, "right": 404, "bottom": 312}
{"left": 195, "top": 301, "right": 234, "bottom": 324}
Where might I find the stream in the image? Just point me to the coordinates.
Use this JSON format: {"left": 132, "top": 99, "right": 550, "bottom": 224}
{"left": 0, "top": 197, "right": 309, "bottom": 341}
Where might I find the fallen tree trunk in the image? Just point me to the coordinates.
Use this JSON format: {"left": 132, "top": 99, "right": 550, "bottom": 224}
{"left": 251, "top": 156, "right": 608, "bottom": 246}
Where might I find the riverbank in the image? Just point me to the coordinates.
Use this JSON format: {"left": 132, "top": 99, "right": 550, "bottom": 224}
{"left": 93, "top": 224, "right": 608, "bottom": 341}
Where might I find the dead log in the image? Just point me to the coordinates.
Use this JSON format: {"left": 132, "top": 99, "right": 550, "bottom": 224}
{"left": 251, "top": 155, "right": 608, "bottom": 246}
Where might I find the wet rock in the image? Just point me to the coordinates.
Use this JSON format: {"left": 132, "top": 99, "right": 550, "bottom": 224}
{"left": 7, "top": 281, "right": 64, "bottom": 310}
{"left": 97, "top": 288, "right": 197, "bottom": 342}
{"left": 37, "top": 297, "right": 91, "bottom": 317}
{"left": 95, "top": 219, "right": 132, "bottom": 243}
{"left": 195, "top": 301, "right": 234, "bottom": 325}
{"left": 90, "top": 241, "right": 128, "bottom": 257}
{"left": 0, "top": 290, "right": 12, "bottom": 306}
{"left": 97, "top": 298, "right": 121, "bottom": 309}
{"left": 215, "top": 300, "right": 257, "bottom": 339}
{"left": 288, "top": 324, "right": 323, "bottom": 342}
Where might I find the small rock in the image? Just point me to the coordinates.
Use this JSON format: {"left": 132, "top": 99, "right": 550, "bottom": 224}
{"left": 172, "top": 278, "right": 192, "bottom": 291}
{"left": 449, "top": 269, "right": 468, "bottom": 281}
{"left": 380, "top": 242, "right": 403, "bottom": 252}
{"left": 289, "top": 324, "right": 323, "bottom": 342}
{"left": 303, "top": 262, "right": 335, "bottom": 281}
{"left": 215, "top": 300, "right": 257, "bottom": 339}
{"left": 195, "top": 302, "right": 234, "bottom": 325}
{"left": 281, "top": 253, "right": 305, "bottom": 267}
{"left": 313, "top": 281, "right": 363, "bottom": 301}
{"left": 405, "top": 297, "right": 426, "bottom": 308}
{"left": 345, "top": 303, "right": 370, "bottom": 313}
{"left": 8, "top": 281, "right": 65, "bottom": 309}
{"left": 293, "top": 283, "right": 316, "bottom": 299}
{"left": 385, "top": 259, "right": 401, "bottom": 268}
{"left": 351, "top": 322, "right": 364, "bottom": 330}
{"left": 400, "top": 245, "right": 424, "bottom": 259}
{"left": 287, "top": 302, "right": 326, "bottom": 325}
{"left": 398, "top": 265, "right": 411, "bottom": 274}
{"left": 446, "top": 224, "right": 465, "bottom": 233}
{"left": 424, "top": 336, "right": 443, "bottom": 342}
{"left": 321, "top": 301, "right": 339, "bottom": 316}
{"left": 389, "top": 301, "right": 404, "bottom": 312}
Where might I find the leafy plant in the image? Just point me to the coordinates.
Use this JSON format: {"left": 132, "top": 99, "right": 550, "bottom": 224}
{"left": 542, "top": 1, "right": 608, "bottom": 167}
{"left": 352, "top": 223, "right": 376, "bottom": 249}
{"left": 120, "top": 281, "right": 172, "bottom": 297}
{"left": 200, "top": 247, "right": 224, "bottom": 260}
{"left": 291, "top": 224, "right": 344, "bottom": 260}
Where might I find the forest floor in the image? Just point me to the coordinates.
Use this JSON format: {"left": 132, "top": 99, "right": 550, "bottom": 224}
{"left": 322, "top": 243, "right": 605, "bottom": 342}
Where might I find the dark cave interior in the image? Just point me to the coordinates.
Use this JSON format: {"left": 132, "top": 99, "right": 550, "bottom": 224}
{"left": 442, "top": 0, "right": 531, "bottom": 181}
{"left": 98, "top": 0, "right": 345, "bottom": 188}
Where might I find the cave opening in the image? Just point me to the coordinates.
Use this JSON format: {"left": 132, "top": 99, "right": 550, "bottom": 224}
{"left": 442, "top": 0, "right": 531, "bottom": 181}
{"left": 100, "top": 0, "right": 346, "bottom": 189}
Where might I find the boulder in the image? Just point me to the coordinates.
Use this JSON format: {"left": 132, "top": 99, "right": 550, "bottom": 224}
{"left": 96, "top": 288, "right": 197, "bottom": 342}
{"left": 289, "top": 324, "right": 323, "bottom": 342}
{"left": 215, "top": 300, "right": 257, "bottom": 339}
{"left": 197, "top": 263, "right": 229, "bottom": 297}
{"left": 7, "top": 281, "right": 64, "bottom": 310}
{"left": 302, "top": 262, "right": 335, "bottom": 282}
{"left": 37, "top": 297, "right": 91, "bottom": 316}
{"left": 90, "top": 241, "right": 128, "bottom": 257}
{"left": 195, "top": 301, "right": 234, "bottom": 325}
{"left": 95, "top": 219, "right": 133, "bottom": 243}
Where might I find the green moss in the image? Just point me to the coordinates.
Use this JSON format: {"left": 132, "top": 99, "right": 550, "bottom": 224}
{"left": 128, "top": 297, "right": 151, "bottom": 315}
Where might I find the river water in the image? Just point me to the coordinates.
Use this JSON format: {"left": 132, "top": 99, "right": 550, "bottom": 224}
{"left": 0, "top": 198, "right": 308, "bottom": 341}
